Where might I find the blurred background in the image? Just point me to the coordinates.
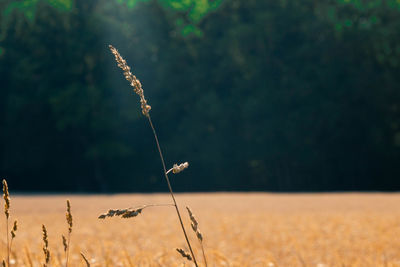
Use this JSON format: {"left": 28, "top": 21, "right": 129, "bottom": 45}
{"left": 0, "top": 0, "right": 399, "bottom": 192}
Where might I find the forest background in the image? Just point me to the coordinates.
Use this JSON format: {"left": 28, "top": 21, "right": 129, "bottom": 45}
{"left": 0, "top": 0, "right": 399, "bottom": 192}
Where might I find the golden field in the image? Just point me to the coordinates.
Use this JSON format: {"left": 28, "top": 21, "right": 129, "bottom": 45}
{"left": 2, "top": 193, "right": 400, "bottom": 266}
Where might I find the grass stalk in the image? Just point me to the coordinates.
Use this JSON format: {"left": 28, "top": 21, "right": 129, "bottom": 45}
{"left": 3, "top": 180, "right": 10, "bottom": 267}
{"left": 65, "top": 200, "right": 73, "bottom": 267}
{"left": 147, "top": 115, "right": 199, "bottom": 267}
{"left": 108, "top": 44, "right": 199, "bottom": 266}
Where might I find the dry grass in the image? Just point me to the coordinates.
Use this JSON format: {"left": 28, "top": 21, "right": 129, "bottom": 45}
{"left": 1, "top": 193, "right": 400, "bottom": 266}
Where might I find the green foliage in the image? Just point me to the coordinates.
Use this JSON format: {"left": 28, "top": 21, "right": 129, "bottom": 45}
{"left": 3, "top": 0, "right": 72, "bottom": 21}
{"left": 116, "top": 0, "right": 150, "bottom": 9}
{"left": 2, "top": 0, "right": 224, "bottom": 37}
{"left": 3, "top": 0, "right": 39, "bottom": 21}
{"left": 0, "top": 0, "right": 400, "bottom": 191}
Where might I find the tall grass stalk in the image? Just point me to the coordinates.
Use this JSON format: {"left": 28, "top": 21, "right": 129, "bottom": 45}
{"left": 3, "top": 180, "right": 10, "bottom": 267}
{"left": 108, "top": 45, "right": 199, "bottom": 266}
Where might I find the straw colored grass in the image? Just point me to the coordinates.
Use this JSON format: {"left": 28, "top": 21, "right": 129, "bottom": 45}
{"left": 1, "top": 193, "right": 400, "bottom": 266}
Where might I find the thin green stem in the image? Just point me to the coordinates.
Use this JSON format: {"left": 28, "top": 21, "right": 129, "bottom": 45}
{"left": 147, "top": 115, "right": 199, "bottom": 267}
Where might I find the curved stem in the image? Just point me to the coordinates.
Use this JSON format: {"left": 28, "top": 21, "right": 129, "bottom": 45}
{"left": 147, "top": 115, "right": 198, "bottom": 267}
{"left": 133, "top": 203, "right": 175, "bottom": 209}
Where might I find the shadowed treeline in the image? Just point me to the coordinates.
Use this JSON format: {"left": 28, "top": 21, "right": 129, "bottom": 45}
{"left": 0, "top": 0, "right": 399, "bottom": 192}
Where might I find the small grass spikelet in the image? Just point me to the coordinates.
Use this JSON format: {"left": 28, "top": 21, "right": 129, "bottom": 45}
{"left": 3, "top": 179, "right": 10, "bottom": 219}
{"left": 64, "top": 200, "right": 73, "bottom": 267}
{"left": 3, "top": 179, "right": 11, "bottom": 267}
{"left": 11, "top": 220, "right": 17, "bottom": 239}
{"left": 98, "top": 207, "right": 143, "bottom": 219}
{"left": 98, "top": 204, "right": 174, "bottom": 219}
{"left": 66, "top": 200, "right": 73, "bottom": 233}
{"left": 186, "top": 207, "right": 201, "bottom": 238}
{"left": 187, "top": 206, "right": 207, "bottom": 266}
{"left": 167, "top": 162, "right": 189, "bottom": 174}
{"left": 62, "top": 235, "right": 67, "bottom": 252}
{"left": 42, "top": 225, "right": 50, "bottom": 267}
{"left": 176, "top": 248, "right": 192, "bottom": 261}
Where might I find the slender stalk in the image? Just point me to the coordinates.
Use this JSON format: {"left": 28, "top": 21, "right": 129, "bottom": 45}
{"left": 147, "top": 115, "right": 199, "bottom": 267}
{"left": 200, "top": 243, "right": 208, "bottom": 267}
{"left": 66, "top": 232, "right": 70, "bottom": 267}
{"left": 6, "top": 220, "right": 9, "bottom": 267}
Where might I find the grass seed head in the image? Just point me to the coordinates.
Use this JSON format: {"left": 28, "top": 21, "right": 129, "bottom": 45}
{"left": 66, "top": 200, "right": 73, "bottom": 233}
{"left": 109, "top": 45, "right": 151, "bottom": 116}
{"left": 172, "top": 162, "right": 189, "bottom": 174}
{"left": 42, "top": 225, "right": 50, "bottom": 265}
{"left": 176, "top": 248, "right": 192, "bottom": 261}
{"left": 187, "top": 206, "right": 204, "bottom": 242}
{"left": 2, "top": 179, "right": 10, "bottom": 219}
{"left": 11, "top": 220, "right": 17, "bottom": 239}
{"left": 62, "top": 235, "right": 67, "bottom": 252}
{"left": 98, "top": 207, "right": 143, "bottom": 219}
{"left": 186, "top": 207, "right": 198, "bottom": 231}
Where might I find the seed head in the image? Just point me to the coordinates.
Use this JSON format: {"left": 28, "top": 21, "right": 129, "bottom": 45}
{"left": 2, "top": 179, "right": 10, "bottom": 219}
{"left": 176, "top": 248, "right": 192, "bottom": 261}
{"left": 109, "top": 45, "right": 151, "bottom": 116}
{"left": 66, "top": 200, "right": 73, "bottom": 233}
{"left": 172, "top": 162, "right": 189, "bottom": 174}
{"left": 98, "top": 207, "right": 143, "bottom": 219}
{"left": 62, "top": 235, "right": 67, "bottom": 252}
{"left": 11, "top": 220, "right": 17, "bottom": 239}
{"left": 42, "top": 225, "right": 50, "bottom": 266}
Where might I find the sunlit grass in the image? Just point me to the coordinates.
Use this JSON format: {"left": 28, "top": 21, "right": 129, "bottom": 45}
{"left": 2, "top": 193, "right": 400, "bottom": 266}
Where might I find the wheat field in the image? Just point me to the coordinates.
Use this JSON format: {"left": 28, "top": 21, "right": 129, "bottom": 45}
{"left": 1, "top": 193, "right": 400, "bottom": 266}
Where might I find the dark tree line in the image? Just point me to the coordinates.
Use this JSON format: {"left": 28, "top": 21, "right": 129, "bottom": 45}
{"left": 0, "top": 0, "right": 399, "bottom": 192}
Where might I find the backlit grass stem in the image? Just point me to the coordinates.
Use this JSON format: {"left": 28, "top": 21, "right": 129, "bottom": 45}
{"left": 147, "top": 116, "right": 199, "bottom": 267}
{"left": 109, "top": 45, "right": 199, "bottom": 267}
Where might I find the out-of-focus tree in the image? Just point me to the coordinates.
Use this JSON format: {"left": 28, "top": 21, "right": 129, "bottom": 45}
{"left": 0, "top": 0, "right": 399, "bottom": 192}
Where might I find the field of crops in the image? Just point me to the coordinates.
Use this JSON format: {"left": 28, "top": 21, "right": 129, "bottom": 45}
{"left": 1, "top": 193, "right": 400, "bottom": 266}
